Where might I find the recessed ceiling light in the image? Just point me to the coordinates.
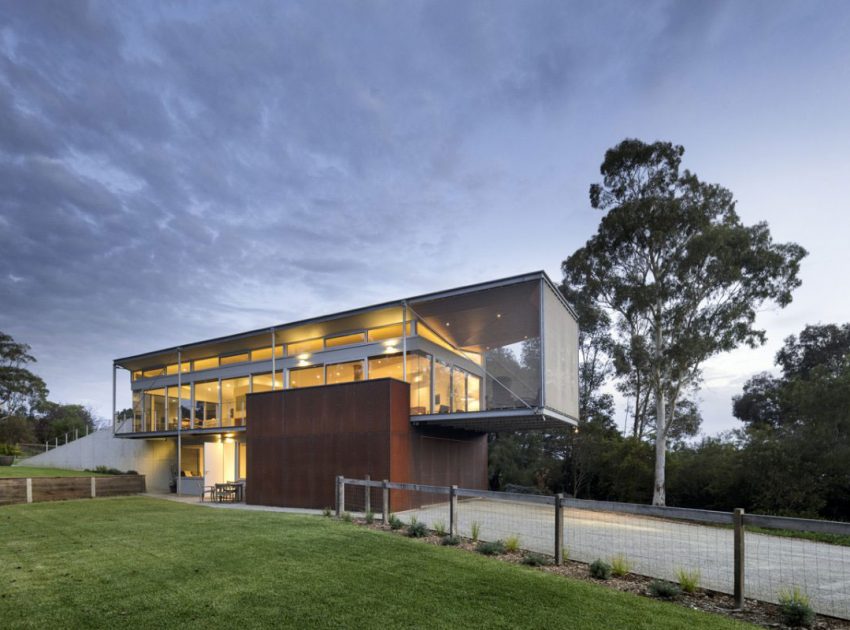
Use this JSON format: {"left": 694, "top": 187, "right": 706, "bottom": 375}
{"left": 445, "top": 322, "right": 450, "bottom": 326}
{"left": 496, "top": 313, "right": 501, "bottom": 318}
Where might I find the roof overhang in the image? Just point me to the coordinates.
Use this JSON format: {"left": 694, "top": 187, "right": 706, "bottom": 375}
{"left": 410, "top": 407, "right": 577, "bottom": 432}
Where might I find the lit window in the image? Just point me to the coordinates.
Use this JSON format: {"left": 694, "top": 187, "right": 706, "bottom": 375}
{"left": 251, "top": 372, "right": 282, "bottom": 392}
{"left": 325, "top": 332, "right": 366, "bottom": 349}
{"left": 221, "top": 353, "right": 249, "bottom": 366}
{"left": 289, "top": 365, "right": 324, "bottom": 389}
{"left": 193, "top": 380, "right": 219, "bottom": 428}
{"left": 287, "top": 338, "right": 323, "bottom": 356}
{"left": 251, "top": 347, "right": 283, "bottom": 362}
{"left": 367, "top": 322, "right": 412, "bottom": 342}
{"left": 193, "top": 357, "right": 219, "bottom": 372}
{"left": 326, "top": 361, "right": 364, "bottom": 384}
{"left": 222, "top": 377, "right": 250, "bottom": 427}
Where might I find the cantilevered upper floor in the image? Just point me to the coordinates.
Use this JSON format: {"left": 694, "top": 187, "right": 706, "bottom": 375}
{"left": 112, "top": 271, "right": 579, "bottom": 435}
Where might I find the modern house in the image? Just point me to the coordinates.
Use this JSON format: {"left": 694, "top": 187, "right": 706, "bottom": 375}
{"left": 107, "top": 271, "right": 578, "bottom": 507}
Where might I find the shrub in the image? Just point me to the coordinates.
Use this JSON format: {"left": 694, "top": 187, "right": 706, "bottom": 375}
{"left": 610, "top": 554, "right": 631, "bottom": 577}
{"left": 365, "top": 511, "right": 374, "bottom": 524}
{"left": 476, "top": 540, "right": 506, "bottom": 556}
{"left": 521, "top": 553, "right": 552, "bottom": 567}
{"left": 341, "top": 511, "right": 352, "bottom": 523}
{"left": 589, "top": 559, "right": 612, "bottom": 580}
{"left": 649, "top": 579, "right": 682, "bottom": 599}
{"left": 676, "top": 568, "right": 700, "bottom": 594}
{"left": 442, "top": 535, "right": 461, "bottom": 546}
{"left": 389, "top": 514, "right": 403, "bottom": 530}
{"left": 407, "top": 520, "right": 427, "bottom": 538}
{"left": 433, "top": 520, "right": 447, "bottom": 537}
{"left": 322, "top": 507, "right": 332, "bottom": 518}
{"left": 124, "top": 470, "right": 138, "bottom": 475}
{"left": 504, "top": 535, "right": 521, "bottom": 553}
{"left": 778, "top": 587, "right": 814, "bottom": 628}
{"left": 0, "top": 443, "right": 21, "bottom": 456}
{"left": 471, "top": 521, "right": 481, "bottom": 543}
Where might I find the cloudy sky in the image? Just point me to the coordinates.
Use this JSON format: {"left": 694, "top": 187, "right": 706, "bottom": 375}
{"left": 2, "top": 1, "right": 849, "bottom": 434}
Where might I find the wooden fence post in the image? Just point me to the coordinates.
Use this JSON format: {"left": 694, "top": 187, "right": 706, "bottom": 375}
{"left": 91, "top": 477, "right": 96, "bottom": 498}
{"left": 335, "top": 475, "right": 344, "bottom": 517}
{"left": 734, "top": 507, "right": 745, "bottom": 609}
{"left": 450, "top": 485, "right": 458, "bottom": 537}
{"left": 364, "top": 474, "right": 371, "bottom": 515}
{"left": 26, "top": 478, "right": 33, "bottom": 504}
{"left": 382, "top": 480, "right": 389, "bottom": 524}
{"left": 555, "top": 493, "right": 564, "bottom": 566}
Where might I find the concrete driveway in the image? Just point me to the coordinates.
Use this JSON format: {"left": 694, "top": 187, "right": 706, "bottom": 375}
{"left": 401, "top": 497, "right": 850, "bottom": 620}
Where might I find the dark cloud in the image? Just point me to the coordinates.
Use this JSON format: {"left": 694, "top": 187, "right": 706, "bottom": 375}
{"left": 1, "top": 0, "right": 848, "bottom": 427}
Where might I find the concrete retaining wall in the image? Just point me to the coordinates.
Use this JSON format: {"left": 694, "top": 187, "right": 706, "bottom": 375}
{"left": 22, "top": 429, "right": 175, "bottom": 492}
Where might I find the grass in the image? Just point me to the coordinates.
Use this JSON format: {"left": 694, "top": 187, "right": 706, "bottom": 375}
{"left": 0, "top": 497, "right": 756, "bottom": 629}
{"left": 1, "top": 466, "right": 111, "bottom": 478}
{"left": 746, "top": 525, "right": 850, "bottom": 548}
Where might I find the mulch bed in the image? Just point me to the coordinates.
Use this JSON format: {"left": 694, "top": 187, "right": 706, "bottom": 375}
{"left": 351, "top": 516, "right": 850, "bottom": 630}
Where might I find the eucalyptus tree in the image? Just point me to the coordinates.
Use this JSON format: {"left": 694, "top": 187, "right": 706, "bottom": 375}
{"left": 563, "top": 139, "right": 806, "bottom": 505}
{"left": 0, "top": 331, "right": 47, "bottom": 423}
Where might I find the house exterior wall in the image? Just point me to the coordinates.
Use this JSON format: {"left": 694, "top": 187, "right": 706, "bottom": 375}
{"left": 22, "top": 429, "right": 175, "bottom": 492}
{"left": 246, "top": 378, "right": 487, "bottom": 509}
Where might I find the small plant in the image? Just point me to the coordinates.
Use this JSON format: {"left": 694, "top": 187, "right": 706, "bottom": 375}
{"left": 322, "top": 506, "right": 332, "bottom": 518}
{"left": 365, "top": 511, "right": 374, "bottom": 524}
{"left": 442, "top": 535, "right": 461, "bottom": 546}
{"left": 610, "top": 554, "right": 631, "bottom": 577}
{"left": 589, "top": 559, "right": 612, "bottom": 580}
{"left": 649, "top": 579, "right": 682, "bottom": 599}
{"left": 470, "top": 521, "right": 481, "bottom": 543}
{"left": 778, "top": 587, "right": 814, "bottom": 628}
{"left": 521, "top": 553, "right": 552, "bottom": 567}
{"left": 504, "top": 534, "right": 521, "bottom": 553}
{"left": 476, "top": 540, "right": 506, "bottom": 556}
{"left": 407, "top": 520, "right": 427, "bottom": 538}
{"left": 0, "top": 443, "right": 21, "bottom": 456}
{"left": 341, "top": 511, "right": 352, "bottom": 523}
{"left": 433, "top": 520, "right": 447, "bottom": 537}
{"left": 389, "top": 514, "right": 403, "bottom": 530}
{"left": 676, "top": 568, "right": 700, "bottom": 594}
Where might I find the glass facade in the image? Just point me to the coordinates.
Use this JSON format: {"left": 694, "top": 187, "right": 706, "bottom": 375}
{"left": 122, "top": 275, "right": 580, "bottom": 434}
{"left": 222, "top": 377, "right": 249, "bottom": 427}
{"left": 326, "top": 360, "right": 364, "bottom": 384}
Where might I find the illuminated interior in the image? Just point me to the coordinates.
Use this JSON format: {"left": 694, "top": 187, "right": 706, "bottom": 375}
{"left": 119, "top": 274, "right": 580, "bottom": 435}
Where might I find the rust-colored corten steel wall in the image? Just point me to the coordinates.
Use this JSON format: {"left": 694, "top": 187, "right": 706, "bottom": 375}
{"left": 245, "top": 378, "right": 487, "bottom": 509}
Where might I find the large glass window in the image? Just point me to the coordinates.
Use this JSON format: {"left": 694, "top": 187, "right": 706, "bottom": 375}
{"left": 325, "top": 332, "right": 365, "bottom": 349}
{"left": 251, "top": 347, "right": 283, "bottom": 362}
{"left": 166, "top": 386, "right": 179, "bottom": 430}
{"left": 433, "top": 360, "right": 451, "bottom": 414}
{"left": 367, "top": 354, "right": 403, "bottom": 380}
{"left": 287, "top": 338, "right": 323, "bottom": 356}
{"left": 289, "top": 365, "right": 324, "bottom": 388}
{"left": 193, "top": 357, "right": 219, "bottom": 372}
{"left": 221, "top": 353, "right": 249, "bottom": 366}
{"left": 132, "top": 391, "right": 142, "bottom": 431}
{"left": 222, "top": 377, "right": 250, "bottom": 427}
{"left": 326, "top": 361, "right": 364, "bottom": 384}
{"left": 142, "top": 367, "right": 165, "bottom": 378}
{"left": 452, "top": 368, "right": 467, "bottom": 413}
{"left": 178, "top": 384, "right": 192, "bottom": 429}
{"left": 408, "top": 353, "right": 432, "bottom": 415}
{"left": 468, "top": 374, "right": 481, "bottom": 412}
{"left": 239, "top": 442, "right": 247, "bottom": 479}
{"left": 542, "top": 282, "right": 579, "bottom": 419}
{"left": 144, "top": 388, "right": 166, "bottom": 431}
{"left": 180, "top": 446, "right": 203, "bottom": 478}
{"left": 251, "top": 372, "right": 282, "bottom": 392}
{"left": 193, "top": 380, "right": 219, "bottom": 428}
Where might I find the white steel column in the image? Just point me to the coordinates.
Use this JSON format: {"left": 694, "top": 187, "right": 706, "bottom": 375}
{"left": 270, "top": 327, "right": 277, "bottom": 389}
{"left": 111, "top": 363, "right": 117, "bottom": 434}
{"left": 177, "top": 349, "right": 182, "bottom": 496}
{"left": 402, "top": 301, "right": 408, "bottom": 381}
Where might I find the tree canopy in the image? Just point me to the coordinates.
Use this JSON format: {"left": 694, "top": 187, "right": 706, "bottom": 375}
{"left": 563, "top": 139, "right": 807, "bottom": 505}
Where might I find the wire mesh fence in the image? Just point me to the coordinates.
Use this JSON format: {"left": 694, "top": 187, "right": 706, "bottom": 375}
{"left": 339, "top": 476, "right": 850, "bottom": 620}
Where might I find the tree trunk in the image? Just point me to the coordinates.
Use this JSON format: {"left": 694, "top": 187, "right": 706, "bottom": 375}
{"left": 652, "top": 305, "right": 666, "bottom": 506}
{"left": 653, "top": 397, "right": 667, "bottom": 506}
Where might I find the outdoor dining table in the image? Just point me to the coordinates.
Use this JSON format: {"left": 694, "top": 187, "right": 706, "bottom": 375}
{"left": 214, "top": 482, "right": 243, "bottom": 503}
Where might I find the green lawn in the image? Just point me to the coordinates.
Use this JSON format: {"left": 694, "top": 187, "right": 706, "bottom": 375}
{"left": 1, "top": 466, "right": 111, "bottom": 478}
{"left": 0, "top": 497, "right": 755, "bottom": 629}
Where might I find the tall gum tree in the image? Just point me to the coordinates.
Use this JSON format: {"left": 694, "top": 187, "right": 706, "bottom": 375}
{"left": 563, "top": 139, "right": 806, "bottom": 505}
